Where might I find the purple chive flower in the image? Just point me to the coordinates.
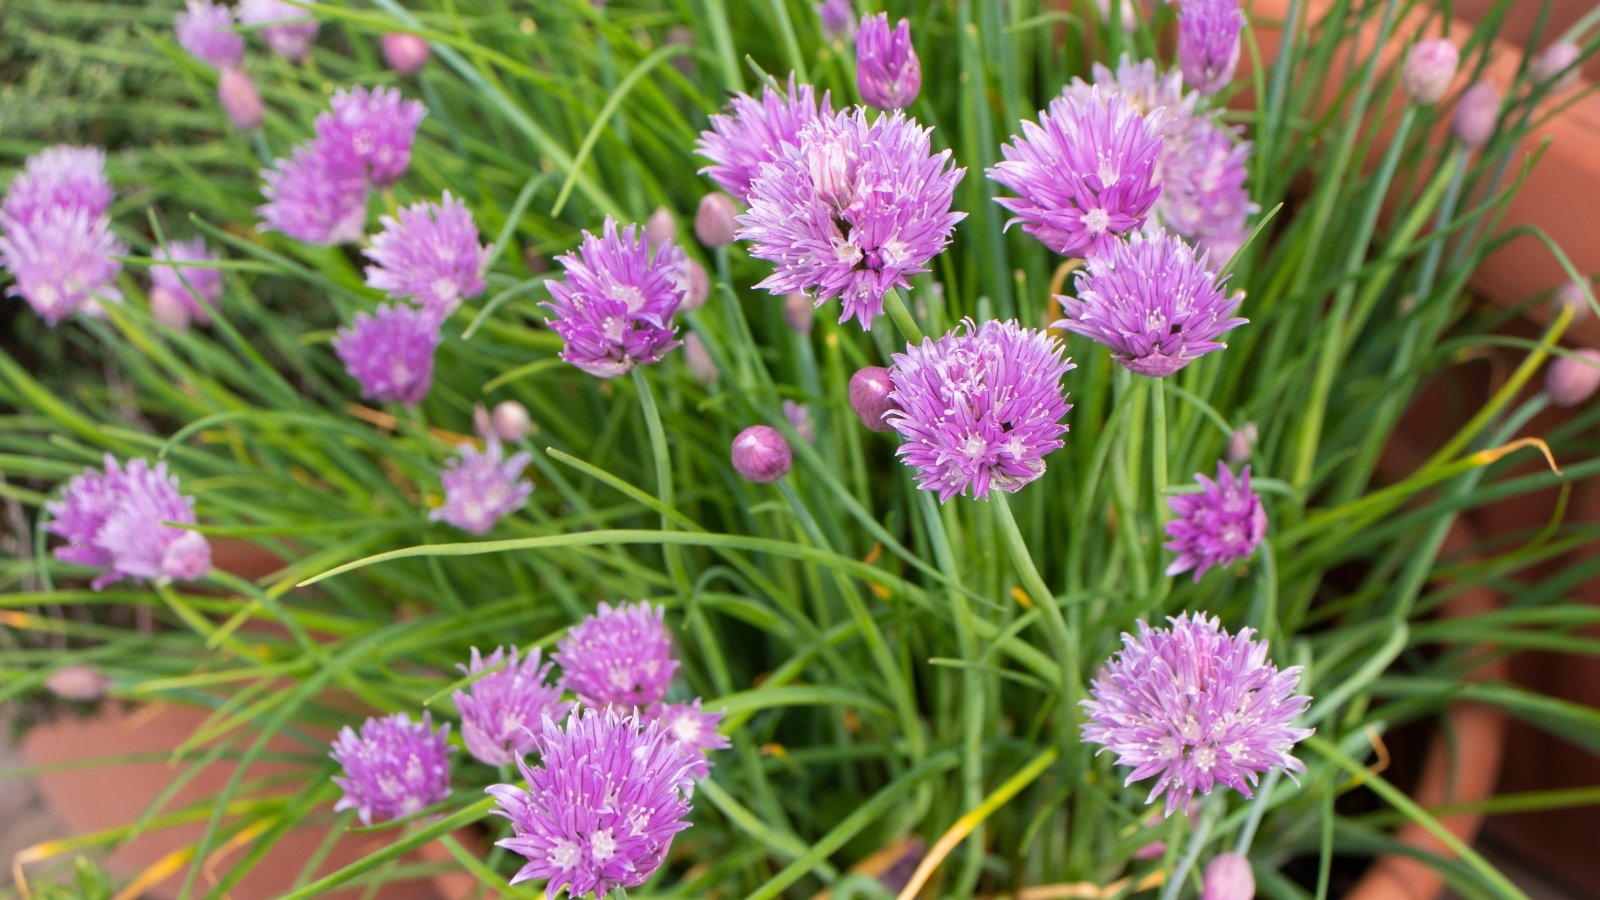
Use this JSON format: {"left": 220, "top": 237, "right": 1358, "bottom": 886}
{"left": 652, "top": 699, "right": 730, "bottom": 782}
{"left": 1, "top": 207, "right": 125, "bottom": 325}
{"left": 257, "top": 141, "right": 368, "bottom": 245}
{"left": 332, "top": 303, "right": 440, "bottom": 405}
{"left": 330, "top": 712, "right": 453, "bottom": 826}
{"left": 544, "top": 218, "right": 685, "bottom": 378}
{"left": 1547, "top": 348, "right": 1600, "bottom": 407}
{"left": 696, "top": 75, "right": 833, "bottom": 202}
{"left": 238, "top": 0, "right": 319, "bottom": 62}
{"left": 1165, "top": 462, "right": 1267, "bottom": 580}
{"left": 430, "top": 439, "right": 533, "bottom": 534}
{"left": 1401, "top": 39, "right": 1459, "bottom": 105}
{"left": 1082, "top": 612, "right": 1313, "bottom": 817}
{"left": 989, "top": 90, "right": 1163, "bottom": 260}
{"left": 2, "top": 146, "right": 114, "bottom": 223}
{"left": 44, "top": 456, "right": 212, "bottom": 590}
{"left": 554, "top": 601, "right": 679, "bottom": 709}
{"left": 886, "top": 318, "right": 1074, "bottom": 502}
{"left": 487, "top": 708, "right": 695, "bottom": 896}
{"left": 1177, "top": 0, "right": 1245, "bottom": 95}
{"left": 314, "top": 86, "right": 427, "bottom": 188}
{"left": 731, "top": 425, "right": 792, "bottom": 483}
{"left": 364, "top": 192, "right": 491, "bottom": 318}
{"left": 175, "top": 0, "right": 244, "bottom": 69}
{"left": 1532, "top": 41, "right": 1582, "bottom": 91}
{"left": 818, "top": 0, "right": 853, "bottom": 39}
{"left": 150, "top": 238, "right": 224, "bottom": 327}
{"left": 855, "top": 13, "right": 921, "bottom": 111}
{"left": 218, "top": 68, "right": 265, "bottom": 131}
{"left": 1060, "top": 229, "right": 1245, "bottom": 377}
{"left": 1453, "top": 81, "right": 1500, "bottom": 148}
{"left": 739, "top": 108, "right": 965, "bottom": 329}
{"left": 454, "top": 646, "right": 569, "bottom": 766}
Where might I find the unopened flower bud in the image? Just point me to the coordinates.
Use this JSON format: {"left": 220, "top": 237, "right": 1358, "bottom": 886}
{"left": 849, "top": 365, "right": 897, "bottom": 432}
{"left": 1401, "top": 39, "right": 1459, "bottom": 104}
{"left": 218, "top": 67, "right": 264, "bottom": 130}
{"left": 381, "top": 33, "right": 431, "bottom": 75}
{"left": 1547, "top": 348, "right": 1600, "bottom": 406}
{"left": 855, "top": 13, "right": 921, "bottom": 110}
{"left": 473, "top": 403, "right": 494, "bottom": 440}
{"left": 684, "top": 332, "right": 718, "bottom": 385}
{"left": 783, "top": 400, "right": 815, "bottom": 442}
{"left": 695, "top": 193, "right": 739, "bottom": 247}
{"left": 1202, "top": 853, "right": 1256, "bottom": 900}
{"left": 732, "top": 425, "right": 791, "bottom": 483}
{"left": 1531, "top": 41, "right": 1582, "bottom": 91}
{"left": 150, "top": 287, "right": 192, "bottom": 330}
{"left": 1227, "top": 421, "right": 1258, "bottom": 464}
{"left": 45, "top": 665, "right": 112, "bottom": 702}
{"left": 783, "top": 293, "right": 814, "bottom": 334}
{"left": 646, "top": 206, "right": 676, "bottom": 249}
{"left": 1555, "top": 280, "right": 1593, "bottom": 319}
{"left": 492, "top": 400, "right": 531, "bottom": 442}
{"left": 1453, "top": 81, "right": 1500, "bottom": 147}
{"left": 818, "top": 0, "right": 853, "bottom": 40}
{"left": 680, "top": 259, "right": 709, "bottom": 312}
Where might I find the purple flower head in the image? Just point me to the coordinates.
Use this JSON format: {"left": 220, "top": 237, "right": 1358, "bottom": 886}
{"left": 330, "top": 712, "right": 453, "bottom": 826}
{"left": 739, "top": 108, "right": 965, "bottom": 330}
{"left": 487, "top": 708, "right": 695, "bottom": 897}
{"left": 1, "top": 206, "right": 124, "bottom": 326}
{"left": 1067, "top": 55, "right": 1195, "bottom": 121}
{"left": 886, "top": 318, "right": 1074, "bottom": 502}
{"left": 1083, "top": 613, "right": 1312, "bottom": 816}
{"left": 1547, "top": 348, "right": 1600, "bottom": 407}
{"left": 651, "top": 699, "right": 730, "bottom": 782}
{"left": 382, "top": 32, "right": 431, "bottom": 75}
{"left": 849, "top": 365, "right": 897, "bottom": 431}
{"left": 1178, "top": 0, "right": 1245, "bottom": 95}
{"left": 45, "top": 456, "right": 211, "bottom": 591}
{"left": 430, "top": 439, "right": 533, "bottom": 534}
{"left": 554, "top": 601, "right": 679, "bottom": 709}
{"left": 696, "top": 75, "right": 833, "bottom": 202}
{"left": 238, "top": 0, "right": 319, "bottom": 62}
{"left": 454, "top": 646, "right": 569, "bottom": 766}
{"left": 1165, "top": 462, "right": 1266, "bottom": 580}
{"left": 150, "top": 238, "right": 224, "bottom": 327}
{"left": 732, "top": 425, "right": 792, "bottom": 483}
{"left": 544, "top": 218, "right": 685, "bottom": 378}
{"left": 1532, "top": 41, "right": 1582, "bottom": 91}
{"left": 332, "top": 303, "right": 440, "bottom": 405}
{"left": 989, "top": 90, "right": 1163, "bottom": 259}
{"left": 2, "top": 145, "right": 113, "bottom": 224}
{"left": 1453, "top": 81, "right": 1500, "bottom": 148}
{"left": 315, "top": 86, "right": 427, "bottom": 188}
{"left": 218, "top": 67, "right": 265, "bottom": 131}
{"left": 855, "top": 13, "right": 921, "bottom": 110}
{"left": 175, "top": 0, "right": 244, "bottom": 69}
{"left": 1060, "top": 229, "right": 1245, "bottom": 377}
{"left": 364, "top": 192, "right": 490, "bottom": 318}
{"left": 257, "top": 141, "right": 368, "bottom": 245}
{"left": 818, "top": 0, "right": 853, "bottom": 39}
{"left": 1401, "top": 39, "right": 1459, "bottom": 104}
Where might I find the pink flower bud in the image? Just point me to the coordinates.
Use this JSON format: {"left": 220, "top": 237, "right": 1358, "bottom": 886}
{"left": 150, "top": 287, "right": 193, "bottom": 330}
{"left": 161, "top": 530, "right": 213, "bottom": 582}
{"left": 1227, "top": 421, "right": 1258, "bottom": 464}
{"left": 684, "top": 332, "right": 719, "bottom": 385}
{"left": 646, "top": 206, "right": 676, "bottom": 249}
{"left": 680, "top": 258, "right": 709, "bottom": 312}
{"left": 381, "top": 33, "right": 431, "bottom": 75}
{"left": 783, "top": 293, "right": 814, "bottom": 334}
{"left": 473, "top": 403, "right": 494, "bottom": 440}
{"left": 492, "top": 400, "right": 531, "bottom": 442}
{"left": 45, "top": 665, "right": 113, "bottom": 702}
{"left": 855, "top": 13, "right": 921, "bottom": 110}
{"left": 732, "top": 425, "right": 791, "bottom": 483}
{"left": 1202, "top": 853, "right": 1255, "bottom": 900}
{"left": 1546, "top": 348, "right": 1600, "bottom": 407}
{"left": 1531, "top": 41, "right": 1582, "bottom": 91}
{"left": 1401, "top": 39, "right": 1459, "bottom": 104}
{"left": 1453, "top": 81, "right": 1500, "bottom": 147}
{"left": 849, "top": 365, "right": 897, "bottom": 431}
{"left": 1555, "top": 280, "right": 1593, "bottom": 319}
{"left": 218, "top": 67, "right": 264, "bottom": 131}
{"left": 783, "top": 400, "right": 815, "bottom": 442}
{"left": 695, "top": 193, "right": 739, "bottom": 247}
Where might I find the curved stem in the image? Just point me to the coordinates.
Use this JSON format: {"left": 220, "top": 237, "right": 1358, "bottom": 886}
{"left": 993, "top": 493, "right": 1079, "bottom": 717}
{"left": 882, "top": 287, "right": 926, "bottom": 345}
{"left": 632, "top": 368, "right": 692, "bottom": 603}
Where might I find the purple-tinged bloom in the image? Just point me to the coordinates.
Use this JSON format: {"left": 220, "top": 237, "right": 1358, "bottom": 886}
{"left": 1453, "top": 81, "right": 1500, "bottom": 148}
{"left": 487, "top": 708, "right": 695, "bottom": 896}
{"left": 1060, "top": 229, "right": 1245, "bottom": 377}
{"left": 732, "top": 425, "right": 792, "bottom": 483}
{"left": 1547, "top": 348, "right": 1600, "bottom": 407}
{"left": 1532, "top": 41, "right": 1582, "bottom": 91}
{"left": 238, "top": 0, "right": 319, "bottom": 62}
{"left": 2, "top": 145, "right": 113, "bottom": 223}
{"left": 855, "top": 13, "right": 921, "bottom": 111}
{"left": 783, "top": 400, "right": 815, "bottom": 442}
{"left": 818, "top": 0, "right": 853, "bottom": 39}
{"left": 1203, "top": 853, "right": 1256, "bottom": 900}
{"left": 430, "top": 439, "right": 533, "bottom": 534}
{"left": 332, "top": 303, "right": 440, "bottom": 405}
{"left": 696, "top": 75, "right": 833, "bottom": 202}
{"left": 382, "top": 32, "right": 431, "bottom": 75}
{"left": 554, "top": 601, "right": 679, "bottom": 709}
{"left": 1401, "top": 39, "right": 1459, "bottom": 105}
{"left": 492, "top": 400, "right": 532, "bottom": 443}
{"left": 544, "top": 218, "right": 685, "bottom": 378}
{"left": 330, "top": 712, "right": 453, "bottom": 826}
{"left": 1178, "top": 0, "right": 1244, "bottom": 95}
{"left": 1081, "top": 612, "right": 1312, "bottom": 817}
{"left": 1165, "top": 462, "right": 1266, "bottom": 579}
{"left": 364, "top": 192, "right": 490, "bottom": 318}
{"left": 44, "top": 456, "right": 211, "bottom": 590}
{"left": 739, "top": 108, "right": 965, "bottom": 329}
{"left": 886, "top": 318, "right": 1074, "bottom": 502}
{"left": 646, "top": 206, "right": 676, "bottom": 249}
{"left": 694, "top": 192, "right": 738, "bottom": 247}
{"left": 175, "top": 0, "right": 244, "bottom": 69}
{"left": 989, "top": 90, "right": 1163, "bottom": 260}
{"left": 315, "top": 86, "right": 426, "bottom": 188}
{"left": 218, "top": 68, "right": 265, "bottom": 130}
{"left": 150, "top": 238, "right": 224, "bottom": 327}
{"left": 454, "top": 646, "right": 569, "bottom": 766}
{"left": 1, "top": 207, "right": 124, "bottom": 325}
{"left": 257, "top": 141, "right": 368, "bottom": 245}
{"left": 849, "top": 365, "right": 897, "bottom": 432}
{"left": 651, "top": 699, "right": 730, "bottom": 782}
